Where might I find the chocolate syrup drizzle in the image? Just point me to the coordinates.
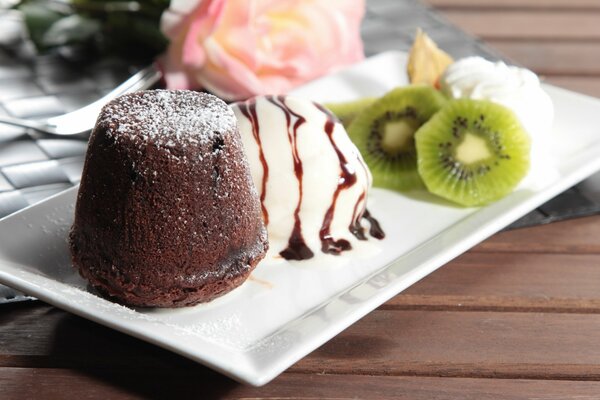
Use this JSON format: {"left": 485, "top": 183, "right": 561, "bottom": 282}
{"left": 238, "top": 101, "right": 269, "bottom": 225}
{"left": 266, "top": 95, "right": 314, "bottom": 260}
{"left": 319, "top": 118, "right": 356, "bottom": 254}
{"left": 363, "top": 209, "right": 385, "bottom": 239}
{"left": 241, "top": 98, "right": 384, "bottom": 261}
{"left": 349, "top": 192, "right": 367, "bottom": 241}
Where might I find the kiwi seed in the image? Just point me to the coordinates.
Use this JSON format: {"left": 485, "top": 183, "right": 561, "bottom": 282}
{"left": 348, "top": 85, "right": 447, "bottom": 191}
{"left": 415, "top": 99, "right": 531, "bottom": 206}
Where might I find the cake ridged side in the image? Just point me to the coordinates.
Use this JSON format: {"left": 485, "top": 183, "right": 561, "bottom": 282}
{"left": 70, "top": 90, "right": 268, "bottom": 307}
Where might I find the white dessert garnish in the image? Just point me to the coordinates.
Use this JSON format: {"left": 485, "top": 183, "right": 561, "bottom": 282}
{"left": 232, "top": 95, "right": 383, "bottom": 261}
{"left": 440, "top": 56, "right": 557, "bottom": 189}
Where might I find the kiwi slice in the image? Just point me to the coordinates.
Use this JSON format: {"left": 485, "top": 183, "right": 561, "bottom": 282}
{"left": 415, "top": 99, "right": 530, "bottom": 206}
{"left": 347, "top": 85, "right": 447, "bottom": 191}
{"left": 324, "top": 97, "right": 377, "bottom": 128}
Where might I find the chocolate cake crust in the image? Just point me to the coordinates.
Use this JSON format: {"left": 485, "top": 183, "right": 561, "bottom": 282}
{"left": 69, "top": 90, "right": 268, "bottom": 307}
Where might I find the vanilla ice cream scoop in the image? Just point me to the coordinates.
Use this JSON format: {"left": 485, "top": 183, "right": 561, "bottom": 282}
{"left": 232, "top": 95, "right": 383, "bottom": 260}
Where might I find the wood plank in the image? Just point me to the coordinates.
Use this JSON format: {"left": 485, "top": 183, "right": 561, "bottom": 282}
{"left": 0, "top": 303, "right": 198, "bottom": 369}
{"left": 489, "top": 40, "right": 600, "bottom": 76}
{"left": 5, "top": 304, "right": 600, "bottom": 380}
{"left": 2, "top": 369, "right": 600, "bottom": 400}
{"left": 391, "top": 294, "right": 600, "bottom": 313}
{"left": 472, "top": 216, "right": 600, "bottom": 254}
{"left": 426, "top": 0, "right": 600, "bottom": 10}
{"left": 387, "top": 252, "right": 600, "bottom": 312}
{"left": 292, "top": 310, "right": 600, "bottom": 380}
{"left": 544, "top": 76, "right": 600, "bottom": 98}
{"left": 0, "top": 369, "right": 397, "bottom": 400}
{"left": 441, "top": 11, "right": 600, "bottom": 40}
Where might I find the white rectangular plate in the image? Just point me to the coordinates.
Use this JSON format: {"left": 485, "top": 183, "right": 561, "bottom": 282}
{"left": 1, "top": 51, "right": 600, "bottom": 386}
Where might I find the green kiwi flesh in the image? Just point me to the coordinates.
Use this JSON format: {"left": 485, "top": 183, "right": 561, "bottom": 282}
{"left": 324, "top": 97, "right": 377, "bottom": 128}
{"left": 347, "top": 85, "right": 447, "bottom": 191}
{"left": 415, "top": 99, "right": 531, "bottom": 206}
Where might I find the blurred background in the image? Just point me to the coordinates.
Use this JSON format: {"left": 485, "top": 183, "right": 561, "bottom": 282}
{"left": 0, "top": 0, "right": 597, "bottom": 224}
{"left": 427, "top": 0, "right": 600, "bottom": 98}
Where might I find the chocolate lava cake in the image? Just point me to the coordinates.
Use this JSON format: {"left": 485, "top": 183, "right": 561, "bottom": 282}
{"left": 69, "top": 90, "right": 268, "bottom": 307}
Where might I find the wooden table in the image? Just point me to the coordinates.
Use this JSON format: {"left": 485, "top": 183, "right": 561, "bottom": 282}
{"left": 3, "top": 1, "right": 600, "bottom": 398}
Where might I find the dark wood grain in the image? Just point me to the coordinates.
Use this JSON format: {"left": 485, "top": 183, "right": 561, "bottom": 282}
{"left": 388, "top": 252, "right": 600, "bottom": 312}
{"left": 0, "top": 368, "right": 397, "bottom": 400}
{"left": 441, "top": 11, "right": 600, "bottom": 40}
{"left": 489, "top": 41, "right": 600, "bottom": 76}
{"left": 545, "top": 76, "right": 600, "bottom": 98}
{"left": 426, "top": 0, "right": 600, "bottom": 10}
{"left": 472, "top": 216, "right": 600, "bottom": 254}
{"left": 5, "top": 303, "right": 600, "bottom": 382}
{"left": 3, "top": 369, "right": 600, "bottom": 400}
{"left": 293, "top": 310, "right": 600, "bottom": 380}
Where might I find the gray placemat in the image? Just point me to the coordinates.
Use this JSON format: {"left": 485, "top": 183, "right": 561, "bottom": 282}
{"left": 0, "top": 0, "right": 599, "bottom": 303}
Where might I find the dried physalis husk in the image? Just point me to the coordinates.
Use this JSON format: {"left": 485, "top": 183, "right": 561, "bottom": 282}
{"left": 407, "top": 29, "right": 453, "bottom": 88}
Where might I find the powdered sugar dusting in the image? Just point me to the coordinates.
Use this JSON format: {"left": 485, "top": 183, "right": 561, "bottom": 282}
{"left": 99, "top": 90, "right": 236, "bottom": 147}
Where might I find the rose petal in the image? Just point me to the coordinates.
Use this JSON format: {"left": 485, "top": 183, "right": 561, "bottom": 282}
{"left": 160, "top": 0, "right": 366, "bottom": 99}
{"left": 157, "top": 52, "right": 199, "bottom": 90}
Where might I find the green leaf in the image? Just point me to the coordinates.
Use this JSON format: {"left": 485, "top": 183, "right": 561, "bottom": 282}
{"left": 42, "top": 14, "right": 101, "bottom": 47}
{"left": 102, "top": 12, "right": 167, "bottom": 58}
{"left": 19, "top": 2, "right": 64, "bottom": 50}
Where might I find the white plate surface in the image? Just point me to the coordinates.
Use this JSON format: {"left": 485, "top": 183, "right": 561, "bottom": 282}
{"left": 1, "top": 52, "right": 600, "bottom": 386}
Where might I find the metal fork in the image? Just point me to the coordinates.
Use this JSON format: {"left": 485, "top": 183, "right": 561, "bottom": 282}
{"left": 0, "top": 64, "right": 162, "bottom": 136}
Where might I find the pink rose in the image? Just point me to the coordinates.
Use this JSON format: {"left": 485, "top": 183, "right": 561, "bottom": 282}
{"left": 159, "top": 0, "right": 365, "bottom": 101}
